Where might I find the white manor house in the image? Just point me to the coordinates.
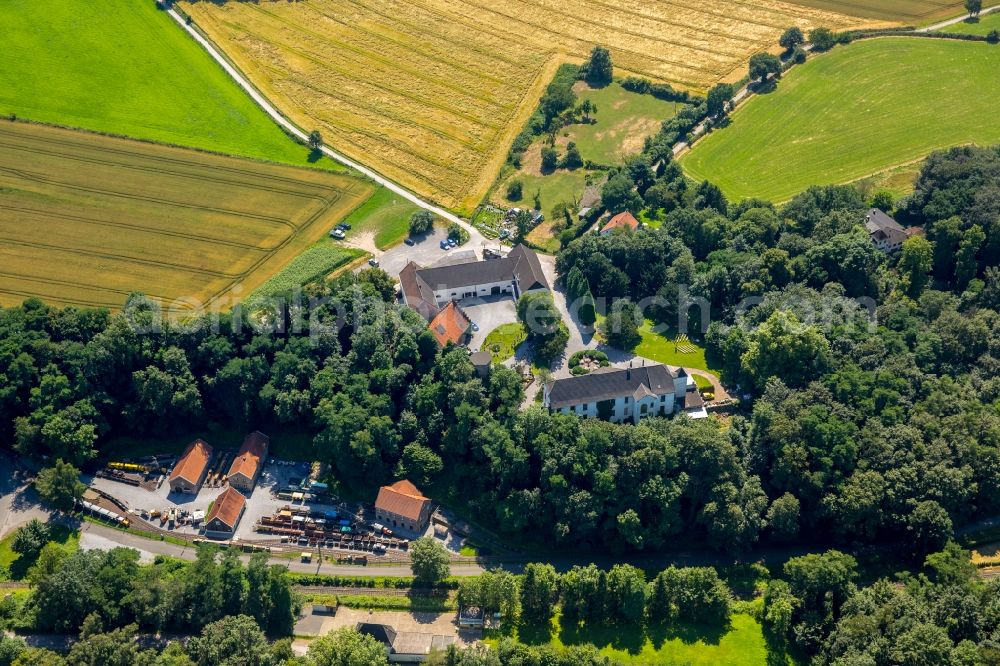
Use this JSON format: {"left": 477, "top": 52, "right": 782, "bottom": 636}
{"left": 543, "top": 363, "right": 707, "bottom": 423}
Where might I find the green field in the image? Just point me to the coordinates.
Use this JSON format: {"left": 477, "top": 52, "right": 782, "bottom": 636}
{"left": 567, "top": 83, "right": 683, "bottom": 166}
{"left": 941, "top": 10, "right": 1000, "bottom": 34}
{"left": 681, "top": 38, "right": 1000, "bottom": 202}
{"left": 341, "top": 187, "right": 423, "bottom": 250}
{"left": 500, "top": 611, "right": 784, "bottom": 666}
{"left": 0, "top": 0, "right": 332, "bottom": 170}
{"left": 245, "top": 242, "right": 365, "bottom": 307}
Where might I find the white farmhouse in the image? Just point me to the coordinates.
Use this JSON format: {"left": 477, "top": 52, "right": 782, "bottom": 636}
{"left": 543, "top": 364, "right": 706, "bottom": 423}
{"left": 399, "top": 244, "right": 548, "bottom": 320}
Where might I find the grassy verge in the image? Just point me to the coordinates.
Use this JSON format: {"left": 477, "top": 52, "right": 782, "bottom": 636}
{"left": 0, "top": 524, "right": 80, "bottom": 581}
{"left": 482, "top": 323, "right": 527, "bottom": 362}
{"left": 341, "top": 187, "right": 422, "bottom": 250}
{"left": 0, "top": 0, "right": 341, "bottom": 171}
{"left": 328, "top": 594, "right": 457, "bottom": 612}
{"left": 244, "top": 244, "right": 365, "bottom": 307}
{"left": 493, "top": 606, "right": 786, "bottom": 666}
{"left": 941, "top": 11, "right": 1000, "bottom": 35}
{"left": 81, "top": 515, "right": 191, "bottom": 548}
{"left": 681, "top": 38, "right": 1000, "bottom": 202}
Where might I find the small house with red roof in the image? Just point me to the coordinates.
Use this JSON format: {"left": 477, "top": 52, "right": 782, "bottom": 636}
{"left": 600, "top": 211, "right": 639, "bottom": 236}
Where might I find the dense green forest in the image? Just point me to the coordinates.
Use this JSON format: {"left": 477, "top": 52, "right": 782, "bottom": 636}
{"left": 3, "top": 147, "right": 999, "bottom": 559}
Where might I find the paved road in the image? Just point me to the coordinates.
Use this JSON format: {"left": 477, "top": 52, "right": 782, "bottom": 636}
{"left": 0, "top": 452, "right": 52, "bottom": 540}
{"left": 164, "top": 6, "right": 482, "bottom": 247}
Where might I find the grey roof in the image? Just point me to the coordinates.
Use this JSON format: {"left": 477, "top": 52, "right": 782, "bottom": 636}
{"left": 399, "top": 261, "right": 439, "bottom": 321}
{"left": 410, "top": 244, "right": 548, "bottom": 295}
{"left": 356, "top": 623, "right": 396, "bottom": 647}
{"left": 470, "top": 350, "right": 492, "bottom": 366}
{"left": 508, "top": 244, "right": 548, "bottom": 291}
{"left": 546, "top": 364, "right": 677, "bottom": 409}
{"left": 864, "top": 208, "right": 909, "bottom": 246}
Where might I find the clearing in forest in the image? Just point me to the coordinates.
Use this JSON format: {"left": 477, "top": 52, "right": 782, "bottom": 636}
{"left": 0, "top": 123, "right": 373, "bottom": 310}
{"left": 680, "top": 38, "right": 1000, "bottom": 203}
{"left": 179, "top": 0, "right": 865, "bottom": 212}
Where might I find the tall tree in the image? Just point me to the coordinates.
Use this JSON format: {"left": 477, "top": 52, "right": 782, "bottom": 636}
{"left": 584, "top": 45, "right": 614, "bottom": 85}
{"left": 409, "top": 537, "right": 450, "bottom": 585}
{"left": 34, "top": 460, "right": 85, "bottom": 511}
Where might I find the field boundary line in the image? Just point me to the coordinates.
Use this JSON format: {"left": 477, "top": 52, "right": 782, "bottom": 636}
{"left": 164, "top": 5, "right": 474, "bottom": 233}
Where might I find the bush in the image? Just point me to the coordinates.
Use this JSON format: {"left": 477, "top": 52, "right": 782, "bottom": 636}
{"left": 809, "top": 27, "right": 836, "bottom": 51}
{"left": 541, "top": 146, "right": 559, "bottom": 172}
{"left": 506, "top": 180, "right": 523, "bottom": 201}
{"left": 988, "top": 29, "right": 999, "bottom": 44}
{"left": 447, "top": 223, "right": 470, "bottom": 245}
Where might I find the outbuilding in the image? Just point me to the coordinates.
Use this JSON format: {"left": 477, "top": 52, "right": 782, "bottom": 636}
{"left": 168, "top": 439, "right": 213, "bottom": 494}
{"left": 203, "top": 486, "right": 247, "bottom": 538}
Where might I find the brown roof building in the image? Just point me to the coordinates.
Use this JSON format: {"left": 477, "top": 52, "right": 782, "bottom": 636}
{"left": 168, "top": 439, "right": 213, "bottom": 494}
{"left": 204, "top": 486, "right": 247, "bottom": 537}
{"left": 600, "top": 211, "right": 639, "bottom": 235}
{"left": 227, "top": 431, "right": 269, "bottom": 492}
{"left": 428, "top": 302, "right": 472, "bottom": 348}
{"left": 375, "top": 480, "right": 433, "bottom": 533}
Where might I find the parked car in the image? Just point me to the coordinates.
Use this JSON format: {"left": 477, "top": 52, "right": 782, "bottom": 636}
{"left": 440, "top": 239, "right": 450, "bottom": 250}
{"left": 447, "top": 238, "right": 457, "bottom": 247}
{"left": 470, "top": 321, "right": 479, "bottom": 332}
{"left": 335, "top": 223, "right": 347, "bottom": 231}
{"left": 340, "top": 222, "right": 352, "bottom": 230}
{"left": 330, "top": 229, "right": 345, "bottom": 239}
{"left": 404, "top": 238, "right": 415, "bottom": 246}
{"left": 368, "top": 258, "right": 379, "bottom": 267}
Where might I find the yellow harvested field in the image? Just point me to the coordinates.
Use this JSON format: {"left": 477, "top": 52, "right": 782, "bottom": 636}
{"left": 180, "top": 0, "right": 868, "bottom": 212}
{"left": 0, "top": 122, "right": 373, "bottom": 310}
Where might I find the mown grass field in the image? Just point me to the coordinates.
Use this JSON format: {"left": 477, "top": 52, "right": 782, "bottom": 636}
{"left": 341, "top": 187, "right": 422, "bottom": 250}
{"left": 180, "top": 0, "right": 864, "bottom": 212}
{"left": 786, "top": 0, "right": 969, "bottom": 22}
{"left": 0, "top": 122, "right": 373, "bottom": 310}
{"left": 681, "top": 38, "right": 1000, "bottom": 203}
{"left": 942, "top": 10, "right": 1000, "bottom": 33}
{"left": 567, "top": 82, "right": 684, "bottom": 165}
{"left": 0, "top": 0, "right": 337, "bottom": 171}
{"left": 498, "top": 611, "right": 784, "bottom": 666}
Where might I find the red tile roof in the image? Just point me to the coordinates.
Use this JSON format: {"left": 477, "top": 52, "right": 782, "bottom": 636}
{"left": 601, "top": 211, "right": 639, "bottom": 234}
{"left": 169, "top": 439, "right": 212, "bottom": 485}
{"left": 206, "top": 487, "right": 246, "bottom": 530}
{"left": 227, "top": 431, "right": 269, "bottom": 482}
{"left": 428, "top": 301, "right": 471, "bottom": 348}
{"left": 376, "top": 480, "right": 430, "bottom": 522}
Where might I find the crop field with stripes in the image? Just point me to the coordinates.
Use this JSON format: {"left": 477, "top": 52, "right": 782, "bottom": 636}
{"left": 0, "top": 123, "right": 373, "bottom": 310}
{"left": 179, "top": 0, "right": 866, "bottom": 213}
{"left": 786, "top": 0, "right": 969, "bottom": 22}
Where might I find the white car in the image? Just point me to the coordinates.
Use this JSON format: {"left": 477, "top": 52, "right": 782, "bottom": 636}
{"left": 330, "top": 229, "right": 346, "bottom": 239}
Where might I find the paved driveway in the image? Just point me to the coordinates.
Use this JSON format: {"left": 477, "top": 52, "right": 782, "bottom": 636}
{"left": 0, "top": 452, "right": 52, "bottom": 540}
{"left": 460, "top": 296, "right": 518, "bottom": 350}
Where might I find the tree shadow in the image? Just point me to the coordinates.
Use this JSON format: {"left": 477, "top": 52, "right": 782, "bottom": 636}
{"left": 307, "top": 148, "right": 323, "bottom": 163}
{"left": 558, "top": 619, "right": 646, "bottom": 654}
{"left": 516, "top": 618, "right": 553, "bottom": 645}
{"left": 749, "top": 79, "right": 779, "bottom": 95}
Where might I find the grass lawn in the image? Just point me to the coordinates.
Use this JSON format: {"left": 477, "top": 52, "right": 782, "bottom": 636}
{"left": 941, "top": 10, "right": 1000, "bottom": 34}
{"left": 681, "top": 38, "right": 1000, "bottom": 202}
{"left": 0, "top": 524, "right": 79, "bottom": 581}
{"left": 567, "top": 82, "right": 683, "bottom": 165}
{"left": 500, "top": 611, "right": 786, "bottom": 666}
{"left": 341, "top": 187, "right": 423, "bottom": 250}
{"left": 0, "top": 0, "right": 337, "bottom": 171}
{"left": 482, "top": 323, "right": 528, "bottom": 362}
